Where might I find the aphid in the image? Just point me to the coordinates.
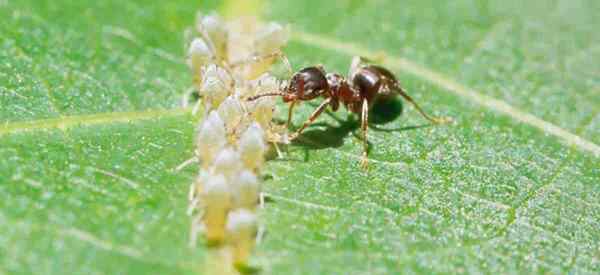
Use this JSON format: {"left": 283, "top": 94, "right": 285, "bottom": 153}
{"left": 217, "top": 95, "right": 244, "bottom": 134}
{"left": 200, "top": 173, "right": 232, "bottom": 244}
{"left": 196, "top": 111, "right": 227, "bottom": 167}
{"left": 238, "top": 123, "right": 266, "bottom": 171}
{"left": 247, "top": 56, "right": 451, "bottom": 168}
{"left": 231, "top": 170, "right": 260, "bottom": 209}
{"left": 212, "top": 147, "right": 244, "bottom": 179}
{"left": 197, "top": 12, "right": 228, "bottom": 61}
{"left": 225, "top": 209, "right": 258, "bottom": 267}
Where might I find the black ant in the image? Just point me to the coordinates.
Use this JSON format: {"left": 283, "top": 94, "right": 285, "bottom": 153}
{"left": 247, "top": 56, "right": 451, "bottom": 168}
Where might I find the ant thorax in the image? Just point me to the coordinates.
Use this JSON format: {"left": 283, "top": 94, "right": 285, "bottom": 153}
{"left": 326, "top": 73, "right": 360, "bottom": 106}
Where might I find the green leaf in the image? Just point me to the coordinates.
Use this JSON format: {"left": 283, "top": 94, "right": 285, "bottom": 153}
{"left": 1, "top": 0, "right": 599, "bottom": 274}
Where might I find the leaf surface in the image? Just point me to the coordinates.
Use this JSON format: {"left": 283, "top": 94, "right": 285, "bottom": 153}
{"left": 1, "top": 0, "right": 599, "bottom": 274}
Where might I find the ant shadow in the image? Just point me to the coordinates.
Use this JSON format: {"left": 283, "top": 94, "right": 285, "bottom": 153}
{"left": 286, "top": 99, "right": 432, "bottom": 162}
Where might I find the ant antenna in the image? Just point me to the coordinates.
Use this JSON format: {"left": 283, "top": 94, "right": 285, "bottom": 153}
{"left": 246, "top": 92, "right": 286, "bottom": 101}
{"left": 394, "top": 87, "right": 451, "bottom": 124}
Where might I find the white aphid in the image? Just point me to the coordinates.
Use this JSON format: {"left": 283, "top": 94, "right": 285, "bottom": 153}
{"left": 201, "top": 174, "right": 232, "bottom": 243}
{"left": 196, "top": 111, "right": 227, "bottom": 166}
{"left": 254, "top": 22, "right": 289, "bottom": 56}
{"left": 231, "top": 170, "right": 260, "bottom": 209}
{"left": 203, "top": 64, "right": 233, "bottom": 89}
{"left": 249, "top": 97, "right": 275, "bottom": 129}
{"left": 197, "top": 12, "right": 228, "bottom": 60}
{"left": 253, "top": 73, "right": 279, "bottom": 93}
{"left": 188, "top": 38, "right": 213, "bottom": 73}
{"left": 238, "top": 123, "right": 266, "bottom": 170}
{"left": 201, "top": 77, "right": 229, "bottom": 110}
{"left": 185, "top": 11, "right": 290, "bottom": 265}
{"left": 225, "top": 209, "right": 258, "bottom": 266}
{"left": 212, "top": 147, "right": 243, "bottom": 179}
{"left": 225, "top": 16, "right": 260, "bottom": 64}
{"left": 217, "top": 96, "right": 244, "bottom": 132}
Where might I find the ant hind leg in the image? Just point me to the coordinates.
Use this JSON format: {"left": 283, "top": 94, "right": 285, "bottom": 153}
{"left": 395, "top": 87, "right": 452, "bottom": 124}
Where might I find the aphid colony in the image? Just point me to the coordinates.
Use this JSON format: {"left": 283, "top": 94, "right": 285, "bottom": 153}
{"left": 185, "top": 12, "right": 289, "bottom": 267}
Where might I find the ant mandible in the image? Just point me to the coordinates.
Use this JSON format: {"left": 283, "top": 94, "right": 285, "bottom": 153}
{"left": 247, "top": 56, "right": 451, "bottom": 168}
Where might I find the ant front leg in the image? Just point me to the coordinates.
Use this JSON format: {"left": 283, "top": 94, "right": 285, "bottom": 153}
{"left": 360, "top": 98, "right": 370, "bottom": 169}
{"left": 289, "top": 98, "right": 332, "bottom": 140}
{"left": 287, "top": 100, "right": 297, "bottom": 129}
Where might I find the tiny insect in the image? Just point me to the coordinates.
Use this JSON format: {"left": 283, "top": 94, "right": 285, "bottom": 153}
{"left": 247, "top": 56, "right": 451, "bottom": 168}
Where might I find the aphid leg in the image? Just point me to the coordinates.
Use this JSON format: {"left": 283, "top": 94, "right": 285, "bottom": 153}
{"left": 191, "top": 98, "right": 204, "bottom": 116}
{"left": 290, "top": 98, "right": 332, "bottom": 140}
{"left": 360, "top": 98, "right": 369, "bottom": 169}
{"left": 395, "top": 87, "right": 452, "bottom": 124}
{"left": 256, "top": 224, "right": 265, "bottom": 244}
{"left": 189, "top": 215, "right": 206, "bottom": 247}
{"left": 272, "top": 140, "right": 284, "bottom": 158}
{"left": 259, "top": 192, "right": 265, "bottom": 209}
{"left": 175, "top": 156, "right": 199, "bottom": 172}
{"left": 181, "top": 87, "right": 197, "bottom": 108}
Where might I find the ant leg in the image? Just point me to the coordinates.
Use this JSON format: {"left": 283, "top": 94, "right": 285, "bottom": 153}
{"left": 360, "top": 98, "right": 370, "bottom": 169}
{"left": 290, "top": 98, "right": 332, "bottom": 140}
{"left": 395, "top": 88, "right": 452, "bottom": 124}
{"left": 286, "top": 100, "right": 297, "bottom": 128}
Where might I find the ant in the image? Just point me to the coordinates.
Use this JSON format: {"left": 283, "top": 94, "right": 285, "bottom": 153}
{"left": 247, "top": 56, "right": 451, "bottom": 168}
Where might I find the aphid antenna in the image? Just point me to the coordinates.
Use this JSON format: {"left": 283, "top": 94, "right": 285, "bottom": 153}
{"left": 175, "top": 155, "right": 200, "bottom": 172}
